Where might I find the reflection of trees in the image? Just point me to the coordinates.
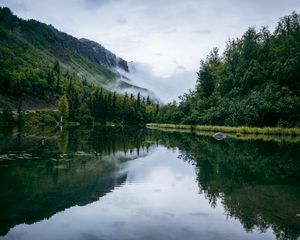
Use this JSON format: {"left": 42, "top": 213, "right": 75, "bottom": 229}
{"left": 0, "top": 127, "right": 158, "bottom": 236}
{"left": 158, "top": 131, "right": 300, "bottom": 240}
{"left": 57, "top": 130, "right": 69, "bottom": 153}
{"left": 223, "top": 185, "right": 300, "bottom": 240}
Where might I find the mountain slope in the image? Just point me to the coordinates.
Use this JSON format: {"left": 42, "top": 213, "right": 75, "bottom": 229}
{"left": 0, "top": 7, "right": 151, "bottom": 101}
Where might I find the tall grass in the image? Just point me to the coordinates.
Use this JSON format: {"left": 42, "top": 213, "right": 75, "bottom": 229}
{"left": 146, "top": 123, "right": 300, "bottom": 136}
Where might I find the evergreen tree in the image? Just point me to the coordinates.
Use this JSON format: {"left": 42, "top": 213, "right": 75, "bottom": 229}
{"left": 1, "top": 104, "right": 14, "bottom": 124}
{"left": 146, "top": 96, "right": 151, "bottom": 105}
{"left": 112, "top": 92, "right": 117, "bottom": 121}
{"left": 53, "top": 60, "right": 60, "bottom": 92}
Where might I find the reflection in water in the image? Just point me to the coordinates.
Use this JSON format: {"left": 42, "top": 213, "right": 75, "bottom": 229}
{"left": 0, "top": 127, "right": 299, "bottom": 240}
{"left": 0, "top": 127, "right": 155, "bottom": 236}
{"left": 159, "top": 131, "right": 300, "bottom": 240}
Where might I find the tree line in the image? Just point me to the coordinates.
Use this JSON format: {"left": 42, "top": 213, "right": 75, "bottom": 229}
{"left": 157, "top": 12, "right": 300, "bottom": 127}
{"left": 0, "top": 59, "right": 159, "bottom": 125}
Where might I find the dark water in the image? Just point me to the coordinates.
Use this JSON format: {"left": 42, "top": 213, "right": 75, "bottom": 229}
{"left": 0, "top": 127, "right": 300, "bottom": 240}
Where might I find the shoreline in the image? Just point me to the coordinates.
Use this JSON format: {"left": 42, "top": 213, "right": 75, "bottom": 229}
{"left": 146, "top": 123, "right": 300, "bottom": 142}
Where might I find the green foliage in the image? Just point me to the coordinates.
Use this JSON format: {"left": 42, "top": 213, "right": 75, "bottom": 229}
{"left": 0, "top": 7, "right": 158, "bottom": 125}
{"left": 156, "top": 12, "right": 300, "bottom": 127}
{"left": 0, "top": 104, "right": 14, "bottom": 125}
{"left": 57, "top": 95, "right": 69, "bottom": 121}
{"left": 147, "top": 123, "right": 300, "bottom": 137}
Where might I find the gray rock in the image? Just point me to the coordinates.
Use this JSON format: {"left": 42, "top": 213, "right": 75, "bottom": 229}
{"left": 79, "top": 38, "right": 129, "bottom": 72}
{"left": 212, "top": 132, "right": 228, "bottom": 141}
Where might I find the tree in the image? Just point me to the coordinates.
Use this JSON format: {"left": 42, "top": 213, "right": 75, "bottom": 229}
{"left": 47, "top": 70, "right": 54, "bottom": 89}
{"left": 1, "top": 104, "right": 14, "bottom": 124}
{"left": 196, "top": 48, "right": 219, "bottom": 98}
{"left": 53, "top": 60, "right": 61, "bottom": 92}
{"left": 57, "top": 95, "right": 69, "bottom": 123}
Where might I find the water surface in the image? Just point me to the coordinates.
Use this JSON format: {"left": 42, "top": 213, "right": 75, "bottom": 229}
{"left": 0, "top": 127, "right": 299, "bottom": 240}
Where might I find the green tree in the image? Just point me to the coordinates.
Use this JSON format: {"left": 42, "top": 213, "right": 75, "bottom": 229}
{"left": 1, "top": 104, "right": 14, "bottom": 124}
{"left": 57, "top": 95, "right": 69, "bottom": 123}
{"left": 53, "top": 60, "right": 60, "bottom": 92}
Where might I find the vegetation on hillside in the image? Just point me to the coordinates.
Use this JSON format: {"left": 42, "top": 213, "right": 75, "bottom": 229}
{"left": 157, "top": 12, "right": 300, "bottom": 127}
{"left": 0, "top": 7, "right": 158, "bottom": 125}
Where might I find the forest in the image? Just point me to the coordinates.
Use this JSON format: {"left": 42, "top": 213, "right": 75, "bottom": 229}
{"left": 1, "top": 8, "right": 300, "bottom": 128}
{"left": 0, "top": 7, "right": 158, "bottom": 126}
{"left": 0, "top": 60, "right": 159, "bottom": 126}
{"left": 157, "top": 12, "right": 300, "bottom": 127}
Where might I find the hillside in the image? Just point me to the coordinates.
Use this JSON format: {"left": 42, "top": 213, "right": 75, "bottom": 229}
{"left": 0, "top": 7, "right": 153, "bottom": 109}
{"left": 156, "top": 12, "right": 300, "bottom": 127}
{"left": 0, "top": 7, "right": 160, "bottom": 125}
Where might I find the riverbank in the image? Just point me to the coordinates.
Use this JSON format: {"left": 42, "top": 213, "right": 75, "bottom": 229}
{"left": 147, "top": 123, "right": 300, "bottom": 138}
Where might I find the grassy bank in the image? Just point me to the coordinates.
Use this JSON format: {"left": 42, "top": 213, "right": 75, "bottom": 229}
{"left": 147, "top": 123, "right": 300, "bottom": 136}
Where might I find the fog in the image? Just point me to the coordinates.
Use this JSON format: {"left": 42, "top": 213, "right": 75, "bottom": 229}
{"left": 118, "top": 62, "right": 197, "bottom": 103}
{"left": 1, "top": 0, "right": 299, "bottom": 103}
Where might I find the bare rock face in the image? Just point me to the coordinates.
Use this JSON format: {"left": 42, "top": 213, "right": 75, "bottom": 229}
{"left": 212, "top": 132, "right": 228, "bottom": 141}
{"left": 0, "top": 7, "right": 130, "bottom": 73}
{"left": 79, "top": 38, "right": 129, "bottom": 72}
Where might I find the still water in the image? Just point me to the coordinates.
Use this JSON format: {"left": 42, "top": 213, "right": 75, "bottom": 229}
{"left": 0, "top": 127, "right": 299, "bottom": 240}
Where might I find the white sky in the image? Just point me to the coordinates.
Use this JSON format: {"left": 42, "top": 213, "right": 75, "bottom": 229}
{"left": 1, "top": 0, "right": 299, "bottom": 101}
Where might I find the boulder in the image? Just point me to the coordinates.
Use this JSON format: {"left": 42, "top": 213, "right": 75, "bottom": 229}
{"left": 212, "top": 132, "right": 228, "bottom": 141}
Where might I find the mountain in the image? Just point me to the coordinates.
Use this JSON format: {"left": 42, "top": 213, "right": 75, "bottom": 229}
{"left": 78, "top": 38, "right": 129, "bottom": 72}
{"left": 0, "top": 7, "right": 155, "bottom": 107}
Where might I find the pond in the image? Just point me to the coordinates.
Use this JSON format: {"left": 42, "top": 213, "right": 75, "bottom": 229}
{"left": 0, "top": 127, "right": 299, "bottom": 240}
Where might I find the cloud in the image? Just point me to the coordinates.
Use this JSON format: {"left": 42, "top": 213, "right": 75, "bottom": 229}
{"left": 176, "top": 65, "right": 186, "bottom": 71}
{"left": 164, "top": 29, "right": 177, "bottom": 34}
{"left": 192, "top": 29, "right": 211, "bottom": 35}
{"left": 83, "top": 0, "right": 116, "bottom": 8}
{"left": 116, "top": 16, "right": 127, "bottom": 24}
{"left": 120, "top": 62, "right": 197, "bottom": 103}
{"left": 0, "top": 0, "right": 27, "bottom": 11}
{"left": 1, "top": 0, "right": 300, "bottom": 102}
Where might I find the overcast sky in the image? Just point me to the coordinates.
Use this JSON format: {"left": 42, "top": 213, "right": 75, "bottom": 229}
{"left": 0, "top": 0, "right": 299, "bottom": 101}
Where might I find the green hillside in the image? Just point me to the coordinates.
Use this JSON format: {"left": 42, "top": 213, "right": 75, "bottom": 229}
{"left": 0, "top": 7, "right": 147, "bottom": 107}
{"left": 0, "top": 7, "right": 159, "bottom": 125}
{"left": 157, "top": 12, "right": 300, "bottom": 128}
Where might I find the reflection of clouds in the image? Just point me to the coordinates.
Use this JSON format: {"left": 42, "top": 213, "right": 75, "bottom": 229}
{"left": 80, "top": 232, "right": 104, "bottom": 240}
{"left": 2, "top": 145, "right": 275, "bottom": 240}
{"left": 189, "top": 212, "right": 209, "bottom": 217}
{"left": 2, "top": 229, "right": 28, "bottom": 239}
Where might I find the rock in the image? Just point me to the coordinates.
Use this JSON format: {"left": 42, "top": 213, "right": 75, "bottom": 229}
{"left": 79, "top": 38, "right": 129, "bottom": 72}
{"left": 212, "top": 132, "right": 228, "bottom": 141}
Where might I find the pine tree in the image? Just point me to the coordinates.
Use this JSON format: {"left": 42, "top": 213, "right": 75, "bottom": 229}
{"left": 155, "top": 102, "right": 160, "bottom": 115}
{"left": 1, "top": 104, "right": 14, "bottom": 124}
{"left": 122, "top": 92, "right": 129, "bottom": 123}
{"left": 53, "top": 60, "right": 60, "bottom": 92}
{"left": 146, "top": 96, "right": 151, "bottom": 105}
{"left": 112, "top": 92, "right": 117, "bottom": 121}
